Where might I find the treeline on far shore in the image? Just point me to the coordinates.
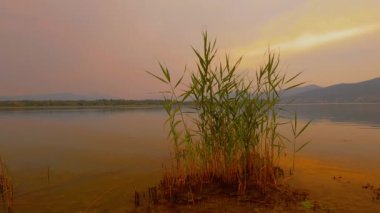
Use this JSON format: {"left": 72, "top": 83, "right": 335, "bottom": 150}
{"left": 0, "top": 99, "right": 173, "bottom": 108}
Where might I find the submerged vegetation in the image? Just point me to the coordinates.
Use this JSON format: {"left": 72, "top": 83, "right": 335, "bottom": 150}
{"left": 147, "top": 32, "right": 310, "bottom": 206}
{"left": 0, "top": 157, "right": 13, "bottom": 213}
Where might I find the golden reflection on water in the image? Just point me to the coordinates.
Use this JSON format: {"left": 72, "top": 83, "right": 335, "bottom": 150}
{"left": 0, "top": 107, "right": 380, "bottom": 212}
{"left": 279, "top": 155, "right": 380, "bottom": 212}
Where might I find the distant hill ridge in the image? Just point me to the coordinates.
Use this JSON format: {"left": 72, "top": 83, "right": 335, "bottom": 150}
{"left": 283, "top": 77, "right": 380, "bottom": 103}
{"left": 282, "top": 84, "right": 322, "bottom": 97}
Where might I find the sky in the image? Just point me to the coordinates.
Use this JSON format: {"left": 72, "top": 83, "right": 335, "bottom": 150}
{"left": 1, "top": 0, "right": 379, "bottom": 99}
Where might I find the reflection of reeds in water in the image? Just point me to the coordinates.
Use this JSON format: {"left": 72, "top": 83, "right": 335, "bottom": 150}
{"left": 0, "top": 157, "right": 14, "bottom": 213}
{"left": 148, "top": 32, "right": 309, "bottom": 203}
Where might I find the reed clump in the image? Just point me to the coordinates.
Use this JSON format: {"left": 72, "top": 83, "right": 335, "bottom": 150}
{"left": 148, "top": 32, "right": 308, "bottom": 204}
{"left": 0, "top": 157, "right": 14, "bottom": 213}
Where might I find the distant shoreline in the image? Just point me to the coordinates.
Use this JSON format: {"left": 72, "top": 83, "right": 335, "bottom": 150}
{"left": 0, "top": 105, "right": 165, "bottom": 110}
{"left": 0, "top": 100, "right": 379, "bottom": 111}
{"left": 0, "top": 100, "right": 165, "bottom": 110}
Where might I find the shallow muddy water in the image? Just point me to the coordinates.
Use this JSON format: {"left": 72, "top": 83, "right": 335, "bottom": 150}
{"left": 0, "top": 104, "right": 380, "bottom": 212}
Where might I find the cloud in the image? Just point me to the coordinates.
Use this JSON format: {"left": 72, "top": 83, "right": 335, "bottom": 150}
{"left": 242, "top": 24, "right": 380, "bottom": 57}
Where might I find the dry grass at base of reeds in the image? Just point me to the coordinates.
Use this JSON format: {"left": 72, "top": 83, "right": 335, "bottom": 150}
{"left": 155, "top": 163, "right": 308, "bottom": 203}
{"left": 134, "top": 169, "right": 312, "bottom": 211}
{"left": 0, "top": 156, "right": 14, "bottom": 213}
{"left": 158, "top": 159, "right": 285, "bottom": 202}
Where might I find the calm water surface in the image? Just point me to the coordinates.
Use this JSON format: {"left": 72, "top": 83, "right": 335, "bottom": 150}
{"left": 0, "top": 104, "right": 380, "bottom": 212}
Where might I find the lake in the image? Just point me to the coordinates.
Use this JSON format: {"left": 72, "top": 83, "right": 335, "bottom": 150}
{"left": 1, "top": 104, "right": 380, "bottom": 212}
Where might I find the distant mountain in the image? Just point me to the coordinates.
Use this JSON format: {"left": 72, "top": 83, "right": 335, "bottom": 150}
{"left": 282, "top": 84, "right": 322, "bottom": 97}
{"left": 0, "top": 93, "right": 115, "bottom": 101}
{"left": 283, "top": 77, "right": 380, "bottom": 103}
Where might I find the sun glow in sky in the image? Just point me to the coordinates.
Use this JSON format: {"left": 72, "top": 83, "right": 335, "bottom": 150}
{"left": 0, "top": 0, "right": 379, "bottom": 99}
{"left": 241, "top": 24, "right": 380, "bottom": 58}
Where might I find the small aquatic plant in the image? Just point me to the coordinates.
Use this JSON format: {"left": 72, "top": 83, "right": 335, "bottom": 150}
{"left": 0, "top": 157, "right": 14, "bottom": 213}
{"left": 148, "top": 31, "right": 308, "bottom": 202}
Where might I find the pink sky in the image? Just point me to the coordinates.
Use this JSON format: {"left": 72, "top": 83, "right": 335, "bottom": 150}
{"left": 1, "top": 0, "right": 379, "bottom": 99}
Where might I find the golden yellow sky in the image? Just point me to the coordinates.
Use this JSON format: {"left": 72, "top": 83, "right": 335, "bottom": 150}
{"left": 0, "top": 0, "right": 379, "bottom": 99}
{"left": 236, "top": 1, "right": 380, "bottom": 58}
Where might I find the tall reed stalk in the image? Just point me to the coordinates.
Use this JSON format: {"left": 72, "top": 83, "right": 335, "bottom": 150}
{"left": 0, "top": 156, "right": 14, "bottom": 213}
{"left": 149, "top": 31, "right": 307, "bottom": 197}
{"left": 288, "top": 113, "right": 311, "bottom": 175}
